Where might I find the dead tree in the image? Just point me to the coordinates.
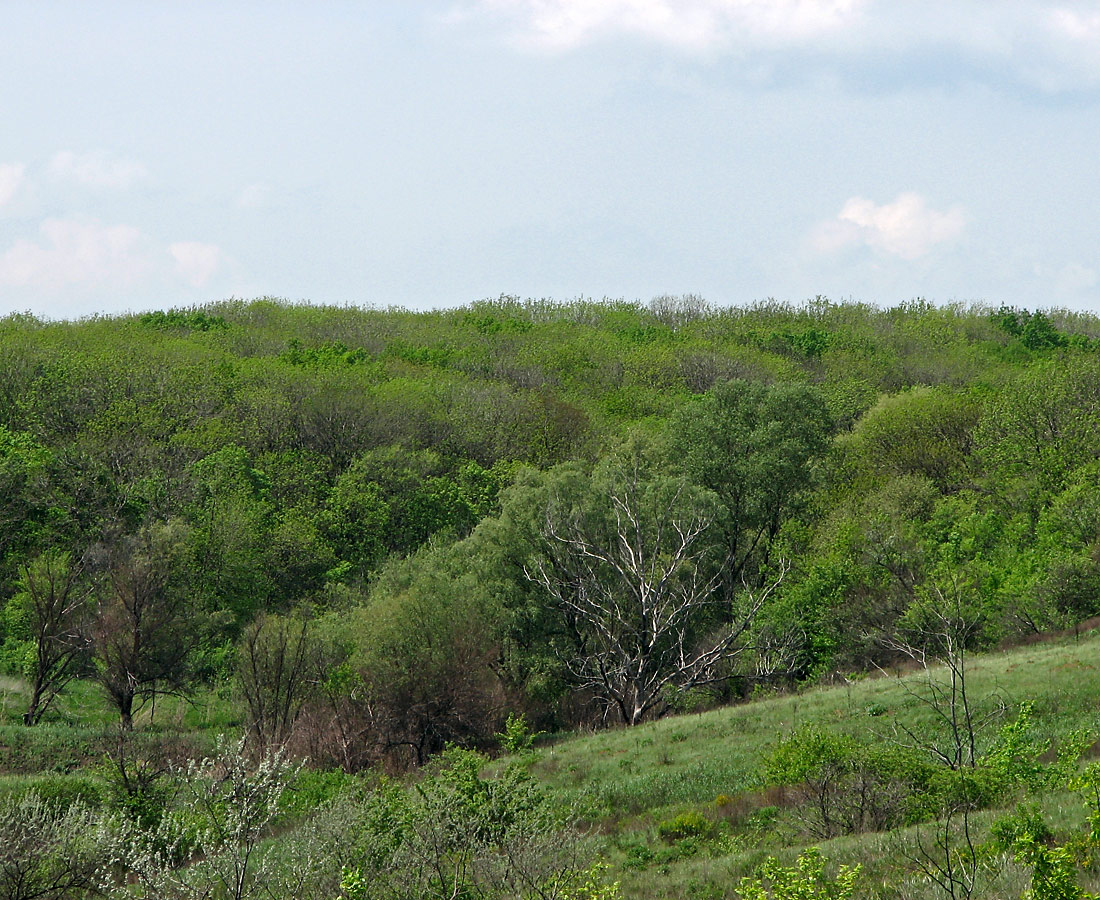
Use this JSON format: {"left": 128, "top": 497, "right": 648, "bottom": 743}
{"left": 237, "top": 614, "right": 317, "bottom": 754}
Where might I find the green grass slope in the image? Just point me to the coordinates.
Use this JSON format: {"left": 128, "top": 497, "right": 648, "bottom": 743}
{"left": 519, "top": 629, "right": 1100, "bottom": 899}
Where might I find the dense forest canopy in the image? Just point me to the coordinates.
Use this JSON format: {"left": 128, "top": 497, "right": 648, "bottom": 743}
{"left": 2, "top": 295, "right": 1100, "bottom": 761}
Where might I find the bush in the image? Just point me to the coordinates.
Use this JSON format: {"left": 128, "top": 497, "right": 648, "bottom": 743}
{"left": 765, "top": 728, "right": 934, "bottom": 836}
{"left": 736, "top": 848, "right": 860, "bottom": 900}
{"left": 335, "top": 748, "right": 590, "bottom": 900}
{"left": 497, "top": 711, "right": 542, "bottom": 753}
{"left": 0, "top": 791, "right": 109, "bottom": 900}
{"left": 14, "top": 775, "right": 103, "bottom": 811}
{"left": 278, "top": 767, "right": 354, "bottom": 817}
{"left": 657, "top": 810, "right": 715, "bottom": 843}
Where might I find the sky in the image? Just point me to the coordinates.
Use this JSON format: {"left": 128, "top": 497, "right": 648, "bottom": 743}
{"left": 2, "top": 1, "right": 1100, "bottom": 320}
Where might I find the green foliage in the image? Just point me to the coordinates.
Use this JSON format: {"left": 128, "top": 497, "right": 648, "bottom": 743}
{"left": 562, "top": 862, "right": 622, "bottom": 900}
{"left": 280, "top": 338, "right": 370, "bottom": 366}
{"left": 765, "top": 728, "right": 934, "bottom": 835}
{"left": 981, "top": 702, "right": 1050, "bottom": 791}
{"left": 7, "top": 774, "right": 103, "bottom": 810}
{"left": 0, "top": 790, "right": 111, "bottom": 900}
{"left": 657, "top": 810, "right": 715, "bottom": 843}
{"left": 497, "top": 711, "right": 542, "bottom": 753}
{"left": 336, "top": 747, "right": 590, "bottom": 900}
{"left": 1069, "top": 762, "right": 1100, "bottom": 844}
{"left": 670, "top": 378, "right": 832, "bottom": 579}
{"left": 140, "top": 308, "right": 228, "bottom": 331}
{"left": 990, "top": 306, "right": 1073, "bottom": 352}
{"left": 736, "top": 848, "right": 860, "bottom": 900}
{"left": 842, "top": 386, "right": 979, "bottom": 490}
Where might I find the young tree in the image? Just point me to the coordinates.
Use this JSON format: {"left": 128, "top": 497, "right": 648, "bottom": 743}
{"left": 522, "top": 443, "right": 786, "bottom": 726}
{"left": 237, "top": 614, "right": 318, "bottom": 754}
{"left": 92, "top": 521, "right": 197, "bottom": 730}
{"left": 881, "top": 575, "right": 1004, "bottom": 770}
{"left": 4, "top": 550, "right": 91, "bottom": 725}
{"left": 106, "top": 736, "right": 300, "bottom": 900}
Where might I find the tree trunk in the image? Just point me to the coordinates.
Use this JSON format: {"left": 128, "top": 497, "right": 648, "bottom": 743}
{"left": 119, "top": 693, "right": 135, "bottom": 731}
{"left": 23, "top": 682, "right": 44, "bottom": 726}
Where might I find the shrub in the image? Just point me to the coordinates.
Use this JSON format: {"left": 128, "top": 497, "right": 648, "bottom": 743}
{"left": 657, "top": 810, "right": 715, "bottom": 843}
{"left": 736, "top": 848, "right": 860, "bottom": 900}
{"left": 333, "top": 748, "right": 590, "bottom": 900}
{"left": 497, "top": 711, "right": 543, "bottom": 753}
{"left": 15, "top": 775, "right": 103, "bottom": 811}
{"left": 0, "top": 791, "right": 110, "bottom": 900}
{"left": 103, "top": 736, "right": 301, "bottom": 900}
{"left": 765, "top": 728, "right": 934, "bottom": 836}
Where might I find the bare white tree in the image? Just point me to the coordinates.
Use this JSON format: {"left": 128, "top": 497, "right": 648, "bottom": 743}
{"left": 525, "top": 457, "right": 786, "bottom": 725}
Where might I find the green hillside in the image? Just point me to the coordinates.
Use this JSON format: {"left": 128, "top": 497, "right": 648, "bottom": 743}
{"left": 4, "top": 296, "right": 1100, "bottom": 898}
{"left": 521, "top": 628, "right": 1100, "bottom": 899}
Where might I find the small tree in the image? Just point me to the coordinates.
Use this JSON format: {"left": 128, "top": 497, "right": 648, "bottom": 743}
{"left": 237, "top": 614, "right": 318, "bottom": 754}
{"left": 4, "top": 549, "right": 91, "bottom": 725}
{"left": 907, "top": 804, "right": 983, "bottom": 900}
{"left": 880, "top": 575, "right": 1004, "bottom": 769}
{"left": 106, "top": 736, "right": 300, "bottom": 900}
{"left": 92, "top": 522, "right": 197, "bottom": 730}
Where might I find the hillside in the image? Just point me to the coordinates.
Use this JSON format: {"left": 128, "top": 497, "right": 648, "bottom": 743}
{"left": 3, "top": 296, "right": 1100, "bottom": 898}
{"left": 522, "top": 627, "right": 1100, "bottom": 899}
{"left": 2, "top": 618, "right": 1098, "bottom": 899}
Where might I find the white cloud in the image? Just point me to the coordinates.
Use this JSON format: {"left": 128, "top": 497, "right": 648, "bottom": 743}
{"left": 0, "top": 218, "right": 228, "bottom": 294}
{"left": 0, "top": 163, "right": 26, "bottom": 208}
{"left": 1054, "top": 261, "right": 1099, "bottom": 295}
{"left": 0, "top": 218, "right": 154, "bottom": 291}
{"left": 449, "top": 1, "right": 1100, "bottom": 91}
{"left": 48, "top": 151, "right": 149, "bottom": 190}
{"left": 1049, "top": 7, "right": 1100, "bottom": 42}
{"left": 170, "top": 241, "right": 224, "bottom": 287}
{"left": 812, "top": 192, "right": 966, "bottom": 260}
{"left": 455, "top": 0, "right": 866, "bottom": 51}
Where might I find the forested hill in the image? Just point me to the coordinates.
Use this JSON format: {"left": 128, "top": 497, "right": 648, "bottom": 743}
{"left": 3, "top": 295, "right": 1100, "bottom": 761}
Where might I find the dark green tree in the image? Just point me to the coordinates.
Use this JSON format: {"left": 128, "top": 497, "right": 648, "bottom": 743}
{"left": 670, "top": 379, "right": 831, "bottom": 591}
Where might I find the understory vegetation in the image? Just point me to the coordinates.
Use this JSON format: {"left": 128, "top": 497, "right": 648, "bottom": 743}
{"left": 2, "top": 295, "right": 1100, "bottom": 898}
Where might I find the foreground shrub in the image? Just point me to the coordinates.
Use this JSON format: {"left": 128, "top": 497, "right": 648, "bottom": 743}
{"left": 335, "top": 747, "right": 590, "bottom": 900}
{"left": 0, "top": 791, "right": 110, "bottom": 900}
{"left": 103, "top": 735, "right": 301, "bottom": 900}
{"left": 736, "top": 848, "right": 860, "bottom": 900}
{"left": 765, "top": 728, "right": 933, "bottom": 837}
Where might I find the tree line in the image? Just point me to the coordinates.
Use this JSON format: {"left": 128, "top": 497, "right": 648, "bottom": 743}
{"left": 3, "top": 296, "right": 1100, "bottom": 767}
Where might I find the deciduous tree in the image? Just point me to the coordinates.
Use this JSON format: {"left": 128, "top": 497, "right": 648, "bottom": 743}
{"left": 522, "top": 442, "right": 786, "bottom": 726}
{"left": 5, "top": 550, "right": 91, "bottom": 725}
{"left": 92, "top": 521, "right": 197, "bottom": 730}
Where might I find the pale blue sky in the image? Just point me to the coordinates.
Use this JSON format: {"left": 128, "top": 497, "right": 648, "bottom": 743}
{"left": 2, "top": 1, "right": 1100, "bottom": 320}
